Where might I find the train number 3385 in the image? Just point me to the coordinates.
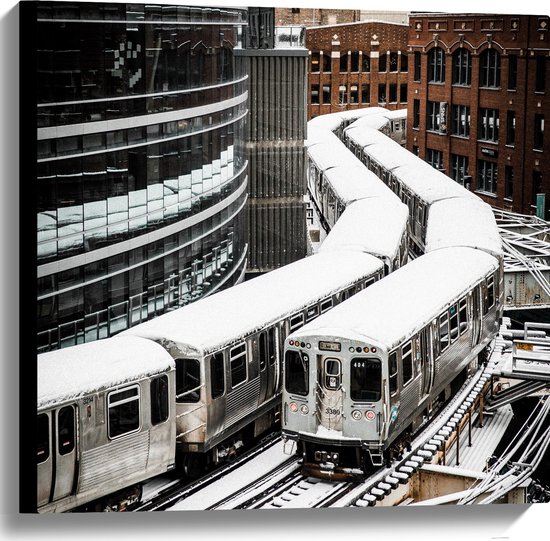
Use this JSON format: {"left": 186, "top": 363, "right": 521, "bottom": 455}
{"left": 325, "top": 408, "right": 340, "bottom": 415}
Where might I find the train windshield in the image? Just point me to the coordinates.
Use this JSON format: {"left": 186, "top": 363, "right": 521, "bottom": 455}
{"left": 350, "top": 358, "right": 381, "bottom": 401}
{"left": 285, "top": 350, "right": 309, "bottom": 396}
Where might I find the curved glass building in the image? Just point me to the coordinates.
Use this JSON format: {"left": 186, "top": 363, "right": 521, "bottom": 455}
{"left": 35, "top": 3, "right": 249, "bottom": 351}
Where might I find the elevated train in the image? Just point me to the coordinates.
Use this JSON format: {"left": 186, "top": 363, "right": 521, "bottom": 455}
{"left": 36, "top": 105, "right": 503, "bottom": 510}
{"left": 281, "top": 108, "right": 504, "bottom": 479}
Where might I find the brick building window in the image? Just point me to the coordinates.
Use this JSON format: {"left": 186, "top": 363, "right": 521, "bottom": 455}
{"left": 379, "top": 53, "right": 387, "bottom": 72}
{"left": 400, "top": 83, "right": 407, "bottom": 103}
{"left": 389, "top": 84, "right": 397, "bottom": 103}
{"left": 451, "top": 154, "right": 469, "bottom": 185}
{"left": 339, "top": 85, "right": 347, "bottom": 104}
{"left": 401, "top": 53, "right": 408, "bottom": 72}
{"left": 534, "top": 114, "right": 544, "bottom": 150}
{"left": 505, "top": 166, "right": 514, "bottom": 200}
{"left": 311, "top": 84, "right": 319, "bottom": 104}
{"left": 477, "top": 160, "right": 498, "bottom": 194}
{"left": 311, "top": 52, "right": 320, "bottom": 73}
{"left": 390, "top": 52, "right": 398, "bottom": 72}
{"left": 451, "top": 105, "right": 470, "bottom": 137}
{"left": 428, "top": 47, "right": 445, "bottom": 83}
{"left": 478, "top": 108, "right": 499, "bottom": 142}
{"left": 536, "top": 56, "right": 546, "bottom": 93}
{"left": 378, "top": 84, "right": 386, "bottom": 104}
{"left": 413, "top": 99, "right": 420, "bottom": 128}
{"left": 323, "top": 53, "right": 331, "bottom": 72}
{"left": 508, "top": 55, "right": 518, "bottom": 90}
{"left": 350, "top": 52, "right": 359, "bottom": 72}
{"left": 480, "top": 49, "right": 501, "bottom": 88}
{"left": 506, "top": 111, "right": 516, "bottom": 146}
{"left": 362, "top": 54, "right": 370, "bottom": 72}
{"left": 427, "top": 101, "right": 442, "bottom": 132}
{"left": 322, "top": 85, "right": 331, "bottom": 104}
{"left": 340, "top": 54, "right": 348, "bottom": 73}
{"left": 452, "top": 48, "right": 471, "bottom": 86}
{"left": 414, "top": 52, "right": 421, "bottom": 81}
{"left": 361, "top": 83, "right": 370, "bottom": 104}
{"left": 350, "top": 84, "right": 359, "bottom": 104}
{"left": 426, "top": 148, "right": 444, "bottom": 171}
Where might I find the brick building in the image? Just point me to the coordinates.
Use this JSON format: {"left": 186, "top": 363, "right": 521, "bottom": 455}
{"left": 407, "top": 13, "right": 550, "bottom": 218}
{"left": 306, "top": 21, "right": 410, "bottom": 119}
{"left": 275, "top": 7, "right": 360, "bottom": 27}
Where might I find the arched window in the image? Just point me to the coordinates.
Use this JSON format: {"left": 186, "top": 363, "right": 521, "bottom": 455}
{"left": 480, "top": 49, "right": 501, "bottom": 88}
{"left": 428, "top": 47, "right": 445, "bottom": 83}
{"left": 452, "top": 48, "right": 471, "bottom": 85}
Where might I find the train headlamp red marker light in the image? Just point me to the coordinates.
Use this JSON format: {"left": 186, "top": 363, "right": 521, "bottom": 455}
{"left": 289, "top": 402, "right": 298, "bottom": 413}
{"left": 365, "top": 410, "right": 376, "bottom": 421}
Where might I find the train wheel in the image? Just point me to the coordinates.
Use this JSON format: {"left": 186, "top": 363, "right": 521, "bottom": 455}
{"left": 183, "top": 453, "right": 206, "bottom": 479}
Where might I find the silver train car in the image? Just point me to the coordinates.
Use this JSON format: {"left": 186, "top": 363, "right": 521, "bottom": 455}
{"left": 37, "top": 336, "right": 177, "bottom": 513}
{"left": 281, "top": 247, "right": 501, "bottom": 479}
{"left": 120, "top": 251, "right": 384, "bottom": 477}
{"left": 319, "top": 198, "right": 409, "bottom": 275}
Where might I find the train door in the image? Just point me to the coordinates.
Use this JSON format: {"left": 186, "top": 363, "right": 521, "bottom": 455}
{"left": 317, "top": 356, "right": 344, "bottom": 431}
{"left": 258, "top": 328, "right": 278, "bottom": 403}
{"left": 37, "top": 405, "right": 77, "bottom": 508}
{"left": 470, "top": 287, "right": 482, "bottom": 348}
{"left": 418, "top": 328, "right": 433, "bottom": 400}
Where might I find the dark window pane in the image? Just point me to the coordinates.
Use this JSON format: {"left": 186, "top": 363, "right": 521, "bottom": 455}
{"left": 350, "top": 358, "right": 381, "bottom": 401}
{"left": 151, "top": 375, "right": 169, "bottom": 425}
{"left": 285, "top": 350, "right": 308, "bottom": 396}
{"left": 58, "top": 406, "right": 75, "bottom": 455}
{"left": 210, "top": 353, "right": 225, "bottom": 399}
{"left": 176, "top": 358, "right": 201, "bottom": 403}
{"left": 108, "top": 390, "right": 140, "bottom": 439}
{"left": 37, "top": 414, "right": 50, "bottom": 464}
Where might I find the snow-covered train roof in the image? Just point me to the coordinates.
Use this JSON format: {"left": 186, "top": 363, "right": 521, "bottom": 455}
{"left": 38, "top": 336, "right": 175, "bottom": 410}
{"left": 308, "top": 140, "right": 363, "bottom": 172}
{"left": 345, "top": 114, "right": 389, "bottom": 132}
{"left": 324, "top": 165, "right": 399, "bottom": 204}
{"left": 289, "top": 247, "right": 499, "bottom": 351}
{"left": 363, "top": 139, "right": 418, "bottom": 171}
{"left": 305, "top": 126, "right": 341, "bottom": 148}
{"left": 393, "top": 161, "right": 478, "bottom": 204}
{"left": 308, "top": 107, "right": 389, "bottom": 132}
{"left": 426, "top": 198, "right": 503, "bottom": 259}
{"left": 121, "top": 251, "right": 384, "bottom": 356}
{"left": 383, "top": 109, "right": 407, "bottom": 121}
{"left": 319, "top": 198, "right": 408, "bottom": 260}
{"left": 344, "top": 125, "right": 391, "bottom": 149}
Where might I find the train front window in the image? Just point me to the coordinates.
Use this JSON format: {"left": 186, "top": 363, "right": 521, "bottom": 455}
{"left": 285, "top": 350, "right": 309, "bottom": 396}
{"left": 324, "top": 358, "right": 341, "bottom": 390}
{"left": 176, "top": 358, "right": 201, "bottom": 403}
{"left": 210, "top": 353, "right": 225, "bottom": 399}
{"left": 351, "top": 358, "right": 381, "bottom": 401}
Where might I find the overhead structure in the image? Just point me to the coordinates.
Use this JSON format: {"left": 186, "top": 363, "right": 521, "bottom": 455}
{"left": 494, "top": 209, "right": 550, "bottom": 310}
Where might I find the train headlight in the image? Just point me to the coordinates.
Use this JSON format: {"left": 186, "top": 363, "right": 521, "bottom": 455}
{"left": 365, "top": 410, "right": 376, "bottom": 421}
{"left": 300, "top": 404, "right": 309, "bottom": 415}
{"left": 289, "top": 402, "right": 298, "bottom": 413}
{"left": 351, "top": 410, "right": 362, "bottom": 421}
{"left": 349, "top": 347, "right": 355, "bottom": 353}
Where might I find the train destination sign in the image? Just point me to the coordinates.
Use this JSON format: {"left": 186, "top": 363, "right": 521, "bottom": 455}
{"left": 319, "top": 341, "right": 341, "bottom": 352}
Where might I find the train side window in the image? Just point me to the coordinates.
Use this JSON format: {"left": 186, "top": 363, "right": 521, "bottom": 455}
{"left": 365, "top": 278, "right": 375, "bottom": 288}
{"left": 439, "top": 313, "right": 449, "bottom": 352}
{"left": 37, "top": 413, "right": 50, "bottom": 464}
{"left": 108, "top": 386, "right": 140, "bottom": 439}
{"left": 58, "top": 406, "right": 75, "bottom": 456}
{"left": 210, "top": 353, "right": 225, "bottom": 399}
{"left": 285, "top": 350, "right": 309, "bottom": 396}
{"left": 351, "top": 358, "right": 381, "bottom": 401}
{"left": 449, "top": 304, "right": 459, "bottom": 342}
{"left": 289, "top": 313, "right": 304, "bottom": 332}
{"left": 176, "top": 358, "right": 201, "bottom": 403}
{"left": 305, "top": 305, "right": 319, "bottom": 323}
{"left": 229, "top": 343, "right": 247, "bottom": 388}
{"left": 487, "top": 276, "right": 495, "bottom": 309}
{"left": 151, "top": 375, "right": 169, "bottom": 425}
{"left": 320, "top": 298, "right": 333, "bottom": 313}
{"left": 389, "top": 352, "right": 398, "bottom": 395}
{"left": 402, "top": 342, "right": 413, "bottom": 385}
{"left": 459, "top": 298, "right": 468, "bottom": 334}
